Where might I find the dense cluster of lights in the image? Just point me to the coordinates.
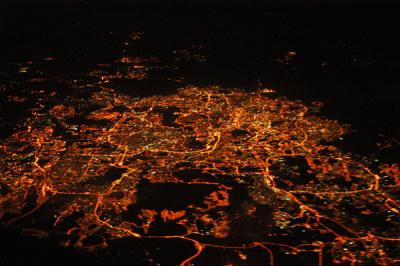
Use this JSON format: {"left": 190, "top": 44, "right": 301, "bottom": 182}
{"left": 1, "top": 85, "right": 399, "bottom": 265}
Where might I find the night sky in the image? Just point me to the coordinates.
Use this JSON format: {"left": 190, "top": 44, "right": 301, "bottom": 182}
{"left": 1, "top": 1, "right": 399, "bottom": 265}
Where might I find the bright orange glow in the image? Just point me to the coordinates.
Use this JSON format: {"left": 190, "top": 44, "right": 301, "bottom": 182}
{"left": 1, "top": 87, "right": 399, "bottom": 265}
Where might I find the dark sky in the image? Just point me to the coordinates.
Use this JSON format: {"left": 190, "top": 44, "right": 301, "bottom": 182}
{"left": 1, "top": 0, "right": 398, "bottom": 5}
